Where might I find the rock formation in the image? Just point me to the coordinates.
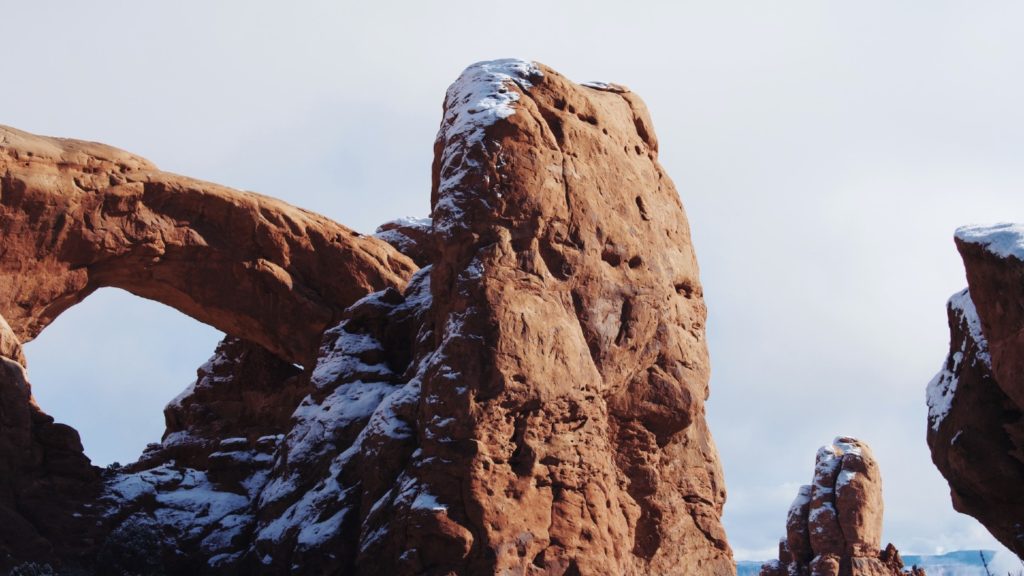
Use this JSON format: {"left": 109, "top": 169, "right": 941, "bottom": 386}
{"left": 0, "top": 59, "right": 733, "bottom": 574}
{"left": 927, "top": 223, "right": 1024, "bottom": 560}
{"left": 0, "top": 125, "right": 414, "bottom": 568}
{"left": 760, "top": 437, "right": 924, "bottom": 576}
{"left": 0, "top": 124, "right": 416, "bottom": 367}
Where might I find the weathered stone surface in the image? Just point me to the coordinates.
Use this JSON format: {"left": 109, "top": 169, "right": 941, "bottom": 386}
{"left": 0, "top": 313, "right": 25, "bottom": 366}
{"left": 0, "top": 124, "right": 416, "bottom": 366}
{"left": 198, "top": 58, "right": 731, "bottom": 575}
{"left": 402, "top": 58, "right": 731, "bottom": 575}
{"left": 0, "top": 125, "right": 414, "bottom": 570}
{"left": 761, "top": 438, "right": 920, "bottom": 576}
{"left": 375, "top": 216, "right": 434, "bottom": 267}
{"left": 0, "top": 356, "right": 100, "bottom": 568}
{"left": 927, "top": 224, "right": 1024, "bottom": 560}
{"left": 136, "top": 336, "right": 307, "bottom": 472}
{"left": 0, "top": 58, "right": 734, "bottom": 574}
{"left": 100, "top": 339, "right": 303, "bottom": 574}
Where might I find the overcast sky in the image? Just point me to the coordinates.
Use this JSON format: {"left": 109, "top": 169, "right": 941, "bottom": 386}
{"left": 7, "top": 0, "right": 1024, "bottom": 564}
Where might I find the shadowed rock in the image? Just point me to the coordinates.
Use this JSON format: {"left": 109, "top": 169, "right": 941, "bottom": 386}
{"left": 0, "top": 125, "right": 414, "bottom": 569}
{"left": 927, "top": 224, "right": 1024, "bottom": 560}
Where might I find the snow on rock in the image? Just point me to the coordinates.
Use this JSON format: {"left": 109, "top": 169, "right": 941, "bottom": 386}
{"left": 927, "top": 288, "right": 991, "bottom": 432}
{"left": 927, "top": 232, "right": 1024, "bottom": 559}
{"left": 104, "top": 464, "right": 256, "bottom": 551}
{"left": 956, "top": 223, "right": 1024, "bottom": 261}
{"left": 248, "top": 265, "right": 435, "bottom": 570}
{"left": 762, "top": 438, "right": 898, "bottom": 575}
{"left": 580, "top": 80, "right": 628, "bottom": 93}
{"left": 432, "top": 59, "right": 543, "bottom": 237}
{"left": 374, "top": 216, "right": 434, "bottom": 266}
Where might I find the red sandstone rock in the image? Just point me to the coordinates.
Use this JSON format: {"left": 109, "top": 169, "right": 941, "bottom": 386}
{"left": 0, "top": 356, "right": 100, "bottom": 568}
{"left": 375, "top": 216, "right": 434, "bottom": 267}
{"left": 927, "top": 224, "right": 1024, "bottom": 560}
{"left": 0, "top": 125, "right": 416, "bottom": 367}
{"left": 0, "top": 125, "right": 414, "bottom": 570}
{"left": 136, "top": 336, "right": 307, "bottom": 473}
{"left": 248, "top": 59, "right": 733, "bottom": 574}
{"left": 0, "top": 314, "right": 25, "bottom": 366}
{"left": 0, "top": 59, "right": 733, "bottom": 574}
{"left": 761, "top": 437, "right": 920, "bottom": 576}
{"left": 406, "top": 58, "right": 730, "bottom": 575}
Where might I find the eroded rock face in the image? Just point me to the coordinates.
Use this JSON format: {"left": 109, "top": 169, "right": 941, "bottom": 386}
{"left": 0, "top": 125, "right": 416, "bottom": 366}
{"left": 191, "top": 58, "right": 731, "bottom": 575}
{"left": 1, "top": 59, "right": 733, "bottom": 574}
{"left": 139, "top": 336, "right": 308, "bottom": 472}
{"left": 0, "top": 357, "right": 100, "bottom": 567}
{"left": 760, "top": 437, "right": 923, "bottom": 576}
{"left": 0, "top": 126, "right": 414, "bottom": 570}
{"left": 927, "top": 224, "right": 1024, "bottom": 559}
{"left": 408, "top": 58, "right": 730, "bottom": 575}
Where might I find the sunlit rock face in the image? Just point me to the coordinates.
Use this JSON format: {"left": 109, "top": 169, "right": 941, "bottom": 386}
{"left": 0, "top": 124, "right": 415, "bottom": 367}
{"left": 0, "top": 124, "right": 412, "bottom": 570}
{"left": 927, "top": 224, "right": 1024, "bottom": 561}
{"left": 0, "top": 59, "right": 734, "bottom": 575}
{"left": 759, "top": 438, "right": 924, "bottom": 576}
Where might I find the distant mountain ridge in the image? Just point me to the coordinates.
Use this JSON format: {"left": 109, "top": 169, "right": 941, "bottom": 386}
{"left": 738, "top": 550, "right": 1004, "bottom": 576}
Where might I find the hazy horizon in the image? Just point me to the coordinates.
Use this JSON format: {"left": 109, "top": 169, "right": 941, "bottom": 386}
{"left": 8, "top": 0, "right": 1024, "bottom": 563}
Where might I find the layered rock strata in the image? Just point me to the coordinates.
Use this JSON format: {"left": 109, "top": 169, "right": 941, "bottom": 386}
{"left": 927, "top": 223, "right": 1024, "bottom": 559}
{"left": 760, "top": 437, "right": 924, "bottom": 576}
{"left": 0, "top": 58, "right": 733, "bottom": 574}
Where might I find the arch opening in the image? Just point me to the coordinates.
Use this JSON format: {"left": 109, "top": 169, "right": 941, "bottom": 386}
{"left": 23, "top": 287, "right": 224, "bottom": 467}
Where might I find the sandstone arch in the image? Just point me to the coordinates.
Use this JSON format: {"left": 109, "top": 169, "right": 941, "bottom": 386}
{"left": 0, "top": 125, "right": 417, "bottom": 367}
{"left": 0, "top": 125, "right": 417, "bottom": 567}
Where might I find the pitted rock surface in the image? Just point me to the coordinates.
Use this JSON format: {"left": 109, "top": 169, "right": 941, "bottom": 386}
{"left": 0, "top": 59, "right": 734, "bottom": 575}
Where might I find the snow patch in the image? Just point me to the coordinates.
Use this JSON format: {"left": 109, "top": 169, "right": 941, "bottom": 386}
{"left": 439, "top": 59, "right": 541, "bottom": 145}
{"left": 927, "top": 288, "right": 991, "bottom": 431}
{"left": 956, "top": 223, "right": 1024, "bottom": 261}
{"left": 832, "top": 437, "right": 862, "bottom": 457}
{"left": 375, "top": 216, "right": 432, "bottom": 232}
{"left": 433, "top": 59, "right": 542, "bottom": 237}
{"left": 836, "top": 469, "right": 857, "bottom": 489}
{"left": 786, "top": 485, "right": 812, "bottom": 523}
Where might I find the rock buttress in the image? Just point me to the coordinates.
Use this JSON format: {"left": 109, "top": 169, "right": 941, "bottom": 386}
{"left": 307, "top": 59, "right": 733, "bottom": 575}
{"left": 3, "top": 59, "right": 734, "bottom": 574}
{"left": 927, "top": 224, "right": 1024, "bottom": 560}
{"left": 240, "top": 60, "right": 732, "bottom": 575}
